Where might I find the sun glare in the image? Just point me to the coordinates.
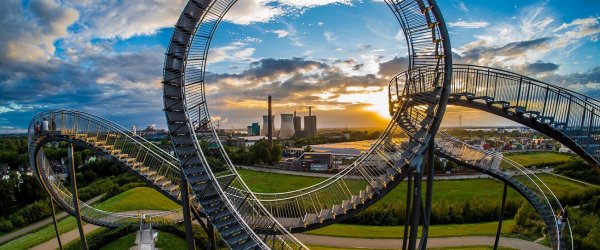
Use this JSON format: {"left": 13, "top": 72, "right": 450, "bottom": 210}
{"left": 364, "top": 90, "right": 391, "bottom": 119}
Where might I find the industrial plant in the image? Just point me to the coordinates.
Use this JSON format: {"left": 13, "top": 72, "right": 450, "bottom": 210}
{"left": 250, "top": 96, "right": 319, "bottom": 139}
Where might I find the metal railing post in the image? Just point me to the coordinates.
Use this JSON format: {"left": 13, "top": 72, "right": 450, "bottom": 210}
{"left": 494, "top": 183, "right": 508, "bottom": 250}
{"left": 181, "top": 175, "right": 196, "bottom": 250}
{"left": 419, "top": 139, "right": 435, "bottom": 250}
{"left": 402, "top": 171, "right": 413, "bottom": 250}
{"left": 67, "top": 142, "right": 88, "bottom": 250}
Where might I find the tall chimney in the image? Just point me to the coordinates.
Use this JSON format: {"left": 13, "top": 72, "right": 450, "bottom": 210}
{"left": 268, "top": 95, "right": 273, "bottom": 148}
{"left": 309, "top": 106, "right": 312, "bottom": 116}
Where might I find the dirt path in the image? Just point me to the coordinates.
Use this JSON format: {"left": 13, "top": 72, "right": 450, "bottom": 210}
{"left": 31, "top": 224, "right": 100, "bottom": 250}
{"left": 293, "top": 234, "right": 551, "bottom": 250}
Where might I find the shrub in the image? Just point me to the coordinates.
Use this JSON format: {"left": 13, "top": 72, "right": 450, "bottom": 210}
{"left": 0, "top": 219, "right": 13, "bottom": 232}
{"left": 9, "top": 214, "right": 26, "bottom": 228}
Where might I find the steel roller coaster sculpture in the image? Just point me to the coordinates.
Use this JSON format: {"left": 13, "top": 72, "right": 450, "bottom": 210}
{"left": 27, "top": 0, "right": 596, "bottom": 249}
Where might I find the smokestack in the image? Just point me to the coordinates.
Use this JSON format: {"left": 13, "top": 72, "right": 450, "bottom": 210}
{"left": 268, "top": 95, "right": 273, "bottom": 148}
{"left": 309, "top": 106, "right": 312, "bottom": 116}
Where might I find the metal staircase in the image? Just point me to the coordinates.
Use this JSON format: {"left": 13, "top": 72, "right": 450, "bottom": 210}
{"left": 28, "top": 110, "right": 193, "bottom": 228}
{"left": 393, "top": 64, "right": 600, "bottom": 166}
{"left": 161, "top": 0, "right": 451, "bottom": 248}
{"left": 435, "top": 131, "right": 573, "bottom": 250}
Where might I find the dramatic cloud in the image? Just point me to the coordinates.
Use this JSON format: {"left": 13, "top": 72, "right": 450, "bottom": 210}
{"left": 454, "top": 37, "right": 554, "bottom": 65}
{"left": 448, "top": 21, "right": 490, "bottom": 29}
{"left": 378, "top": 56, "right": 409, "bottom": 77}
{"left": 64, "top": 0, "right": 186, "bottom": 40}
{"left": 541, "top": 67, "right": 600, "bottom": 96}
{"left": 0, "top": 0, "right": 78, "bottom": 63}
{"left": 512, "top": 61, "right": 560, "bottom": 76}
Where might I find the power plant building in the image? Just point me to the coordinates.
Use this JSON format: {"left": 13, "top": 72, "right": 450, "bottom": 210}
{"left": 279, "top": 114, "right": 295, "bottom": 139}
{"left": 247, "top": 122, "right": 260, "bottom": 136}
{"left": 304, "top": 107, "right": 317, "bottom": 137}
{"left": 293, "top": 111, "right": 302, "bottom": 137}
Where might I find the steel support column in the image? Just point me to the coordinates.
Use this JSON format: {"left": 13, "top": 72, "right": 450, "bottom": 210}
{"left": 67, "top": 142, "right": 88, "bottom": 250}
{"left": 207, "top": 220, "right": 216, "bottom": 250}
{"left": 409, "top": 166, "right": 423, "bottom": 250}
{"left": 494, "top": 183, "right": 508, "bottom": 250}
{"left": 402, "top": 171, "right": 413, "bottom": 250}
{"left": 419, "top": 140, "right": 435, "bottom": 250}
{"left": 181, "top": 176, "right": 196, "bottom": 250}
{"left": 50, "top": 197, "right": 63, "bottom": 250}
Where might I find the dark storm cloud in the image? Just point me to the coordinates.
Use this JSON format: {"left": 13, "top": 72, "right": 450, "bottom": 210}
{"left": 516, "top": 61, "right": 560, "bottom": 75}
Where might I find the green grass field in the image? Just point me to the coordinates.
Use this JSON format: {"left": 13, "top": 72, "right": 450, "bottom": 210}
{"left": 307, "top": 245, "right": 517, "bottom": 250}
{"left": 94, "top": 187, "right": 179, "bottom": 212}
{"left": 237, "top": 169, "right": 326, "bottom": 193}
{"left": 0, "top": 187, "right": 177, "bottom": 250}
{"left": 1, "top": 152, "right": 591, "bottom": 250}
{"left": 100, "top": 232, "right": 136, "bottom": 250}
{"left": 307, "top": 220, "right": 516, "bottom": 239}
{"left": 239, "top": 165, "right": 594, "bottom": 206}
{"left": 505, "top": 152, "right": 576, "bottom": 167}
{"left": 155, "top": 231, "right": 188, "bottom": 249}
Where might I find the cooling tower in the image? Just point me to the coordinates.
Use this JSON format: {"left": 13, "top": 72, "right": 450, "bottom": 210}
{"left": 261, "top": 115, "right": 275, "bottom": 136}
{"left": 279, "top": 114, "right": 295, "bottom": 139}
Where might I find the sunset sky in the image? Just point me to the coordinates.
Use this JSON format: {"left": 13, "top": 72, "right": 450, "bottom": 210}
{"left": 0, "top": 0, "right": 599, "bottom": 133}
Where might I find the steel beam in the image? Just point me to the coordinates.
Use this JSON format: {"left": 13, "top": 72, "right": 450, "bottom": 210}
{"left": 402, "top": 171, "right": 413, "bottom": 250}
{"left": 50, "top": 197, "right": 63, "bottom": 250}
{"left": 207, "top": 220, "right": 216, "bottom": 250}
{"left": 67, "top": 142, "right": 88, "bottom": 250}
{"left": 419, "top": 140, "right": 435, "bottom": 250}
{"left": 494, "top": 183, "right": 508, "bottom": 250}
{"left": 181, "top": 176, "right": 196, "bottom": 250}
{"left": 409, "top": 167, "right": 423, "bottom": 250}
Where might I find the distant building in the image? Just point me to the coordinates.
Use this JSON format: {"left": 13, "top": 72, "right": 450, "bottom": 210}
{"left": 293, "top": 111, "right": 302, "bottom": 137}
{"left": 303, "top": 106, "right": 317, "bottom": 137}
{"left": 226, "top": 136, "right": 270, "bottom": 147}
{"left": 292, "top": 152, "right": 332, "bottom": 172}
{"left": 247, "top": 122, "right": 261, "bottom": 136}
{"left": 139, "top": 125, "right": 168, "bottom": 138}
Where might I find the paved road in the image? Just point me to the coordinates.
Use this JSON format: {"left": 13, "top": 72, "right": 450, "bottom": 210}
{"left": 0, "top": 195, "right": 104, "bottom": 245}
{"left": 294, "top": 234, "right": 551, "bottom": 250}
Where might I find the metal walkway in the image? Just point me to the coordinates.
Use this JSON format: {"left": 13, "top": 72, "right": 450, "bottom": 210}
{"left": 391, "top": 64, "right": 600, "bottom": 167}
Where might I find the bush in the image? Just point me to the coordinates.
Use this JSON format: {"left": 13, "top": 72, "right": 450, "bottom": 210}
{"left": 9, "top": 214, "right": 26, "bottom": 228}
{"left": 10, "top": 200, "right": 52, "bottom": 226}
{"left": 0, "top": 219, "right": 13, "bottom": 232}
{"left": 554, "top": 160, "right": 600, "bottom": 185}
{"left": 345, "top": 198, "right": 522, "bottom": 226}
{"left": 511, "top": 203, "right": 544, "bottom": 240}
